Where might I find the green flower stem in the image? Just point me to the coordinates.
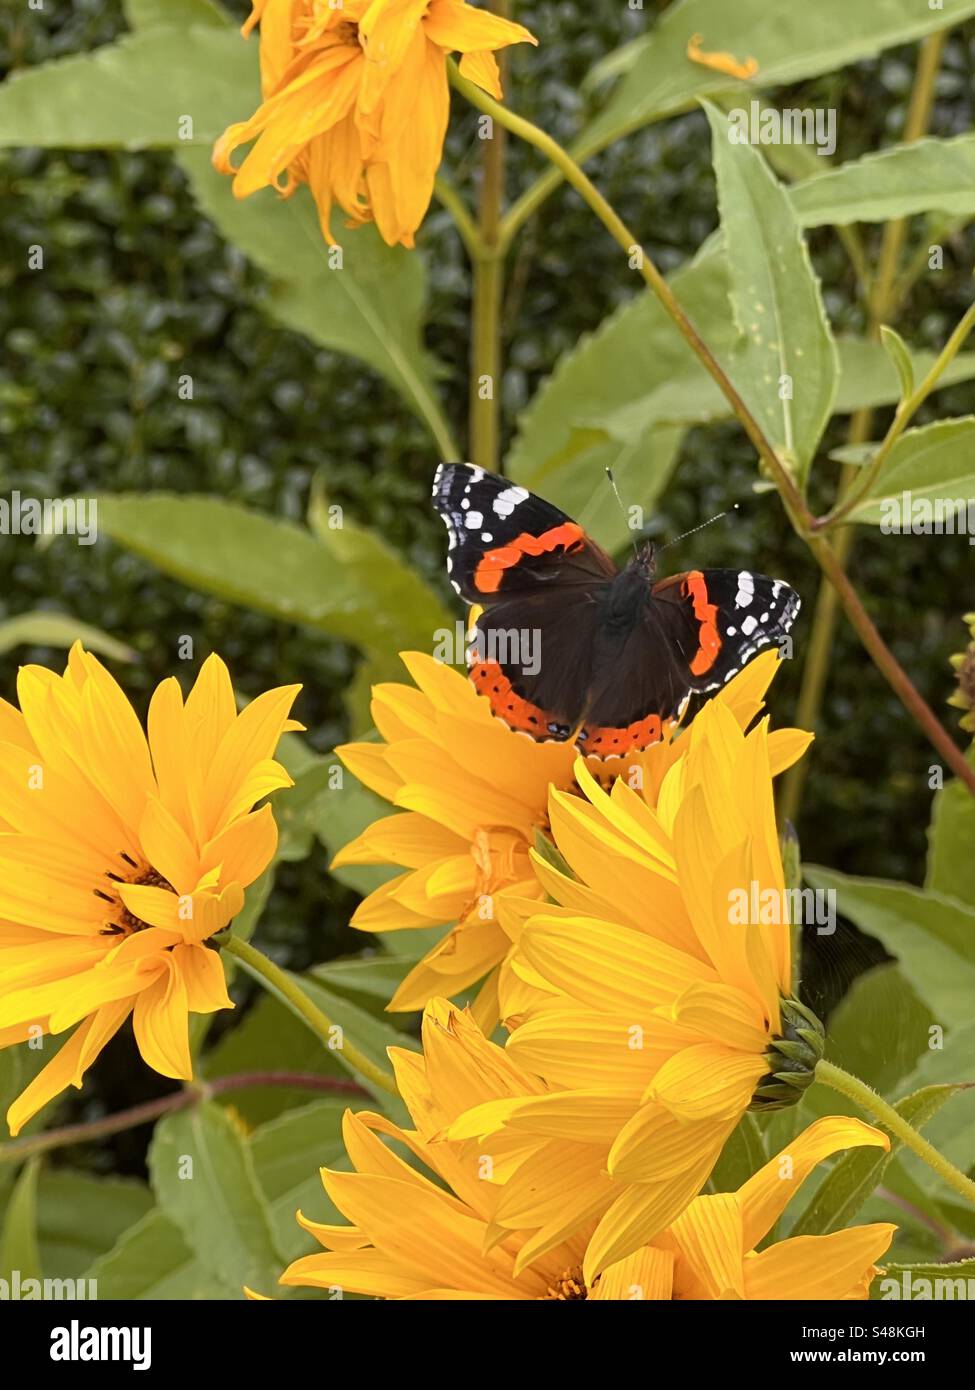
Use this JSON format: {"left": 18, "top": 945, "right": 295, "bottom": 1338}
{"left": 221, "top": 933, "right": 399, "bottom": 1099}
{"left": 816, "top": 1059, "right": 975, "bottom": 1210}
{"left": 434, "top": 175, "right": 485, "bottom": 259}
{"left": 0, "top": 1072, "right": 366, "bottom": 1164}
{"left": 448, "top": 61, "right": 813, "bottom": 530}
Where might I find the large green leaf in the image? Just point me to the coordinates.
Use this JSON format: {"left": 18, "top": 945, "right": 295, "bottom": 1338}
{"left": 148, "top": 1101, "right": 283, "bottom": 1295}
{"left": 789, "top": 1085, "right": 964, "bottom": 1238}
{"left": 37, "top": 1172, "right": 153, "bottom": 1281}
{"left": 791, "top": 135, "right": 975, "bottom": 227}
{"left": 506, "top": 250, "right": 728, "bottom": 546}
{"left": 176, "top": 151, "right": 451, "bottom": 447}
{"left": 705, "top": 103, "right": 837, "bottom": 478}
{"left": 0, "top": 25, "right": 256, "bottom": 148}
{"left": 249, "top": 1099, "right": 349, "bottom": 1266}
{"left": 96, "top": 494, "right": 444, "bottom": 689}
{"left": 0, "top": 611, "right": 135, "bottom": 662}
{"left": 583, "top": 0, "right": 975, "bottom": 152}
{"left": 85, "top": 1208, "right": 237, "bottom": 1299}
{"left": 821, "top": 962, "right": 933, "bottom": 1100}
{"left": 844, "top": 419, "right": 975, "bottom": 526}
{"left": 804, "top": 866, "right": 975, "bottom": 1027}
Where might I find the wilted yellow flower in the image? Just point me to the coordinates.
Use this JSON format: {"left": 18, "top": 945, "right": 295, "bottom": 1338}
{"left": 333, "top": 648, "right": 799, "bottom": 1020}
{"left": 277, "top": 1000, "right": 893, "bottom": 1299}
{"left": 0, "top": 646, "right": 301, "bottom": 1135}
{"left": 948, "top": 612, "right": 975, "bottom": 735}
{"left": 214, "top": 0, "right": 537, "bottom": 248}
{"left": 449, "top": 698, "right": 822, "bottom": 1280}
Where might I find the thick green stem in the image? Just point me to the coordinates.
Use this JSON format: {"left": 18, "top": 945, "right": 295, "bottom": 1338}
{"left": 817, "top": 1060, "right": 975, "bottom": 1211}
{"left": 220, "top": 934, "right": 399, "bottom": 1098}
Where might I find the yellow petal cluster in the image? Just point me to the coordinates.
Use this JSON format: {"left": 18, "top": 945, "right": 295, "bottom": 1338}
{"left": 449, "top": 696, "right": 817, "bottom": 1278}
{"left": 0, "top": 645, "right": 300, "bottom": 1134}
{"left": 278, "top": 1001, "right": 894, "bottom": 1300}
{"left": 214, "top": 0, "right": 537, "bottom": 247}
{"left": 334, "top": 648, "right": 807, "bottom": 1021}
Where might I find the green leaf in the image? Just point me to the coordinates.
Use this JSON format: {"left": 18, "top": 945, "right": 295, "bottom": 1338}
{"left": 308, "top": 955, "right": 424, "bottom": 1011}
{"left": 0, "top": 1158, "right": 41, "bottom": 1284}
{"left": 927, "top": 748, "right": 975, "bottom": 906}
{"left": 0, "top": 610, "right": 135, "bottom": 662}
{"left": 148, "top": 1101, "right": 283, "bottom": 1294}
{"left": 709, "top": 1113, "right": 767, "bottom": 1193}
{"left": 804, "top": 865, "right": 975, "bottom": 1027}
{"left": 789, "top": 1084, "right": 964, "bottom": 1238}
{"left": 124, "top": 0, "right": 229, "bottom": 29}
{"left": 704, "top": 102, "right": 837, "bottom": 478}
{"left": 177, "top": 150, "right": 452, "bottom": 450}
{"left": 95, "top": 495, "right": 442, "bottom": 688}
{"left": 844, "top": 418, "right": 975, "bottom": 525}
{"left": 249, "top": 1098, "right": 348, "bottom": 1267}
{"left": 791, "top": 135, "right": 975, "bottom": 227}
{"left": 0, "top": 26, "right": 257, "bottom": 148}
{"left": 821, "top": 962, "right": 934, "bottom": 1099}
{"left": 583, "top": 0, "right": 975, "bottom": 150}
{"left": 880, "top": 326, "right": 915, "bottom": 403}
{"left": 871, "top": 1259, "right": 975, "bottom": 1299}
{"left": 85, "top": 1208, "right": 237, "bottom": 1299}
{"left": 37, "top": 1172, "right": 153, "bottom": 1281}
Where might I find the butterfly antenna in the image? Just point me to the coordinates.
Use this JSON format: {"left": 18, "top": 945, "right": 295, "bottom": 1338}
{"left": 605, "top": 468, "right": 640, "bottom": 559}
{"left": 658, "top": 503, "right": 740, "bottom": 553}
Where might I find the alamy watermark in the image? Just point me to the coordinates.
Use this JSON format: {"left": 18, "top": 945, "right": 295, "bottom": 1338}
{"left": 728, "top": 882, "right": 836, "bottom": 936}
{"left": 727, "top": 100, "right": 837, "bottom": 157}
{"left": 1, "top": 1269, "right": 97, "bottom": 1299}
{"left": 878, "top": 491, "right": 975, "bottom": 544}
{"left": 0, "top": 492, "right": 97, "bottom": 545}
{"left": 433, "top": 620, "right": 541, "bottom": 677}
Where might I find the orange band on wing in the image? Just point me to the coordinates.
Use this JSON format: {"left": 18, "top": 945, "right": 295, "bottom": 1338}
{"left": 470, "top": 660, "right": 559, "bottom": 739}
{"left": 473, "top": 522, "right": 585, "bottom": 594}
{"left": 581, "top": 713, "right": 668, "bottom": 756}
{"left": 684, "top": 570, "right": 721, "bottom": 676}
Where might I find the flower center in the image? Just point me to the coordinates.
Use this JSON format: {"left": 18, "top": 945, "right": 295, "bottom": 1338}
{"left": 95, "top": 855, "right": 175, "bottom": 937}
{"left": 335, "top": 19, "right": 361, "bottom": 46}
{"left": 538, "top": 1266, "right": 589, "bottom": 1300}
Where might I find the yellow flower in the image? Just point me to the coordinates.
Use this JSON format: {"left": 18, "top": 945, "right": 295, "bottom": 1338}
{"left": 333, "top": 648, "right": 802, "bottom": 1020}
{"left": 948, "top": 612, "right": 975, "bottom": 735}
{"left": 448, "top": 698, "right": 822, "bottom": 1280}
{"left": 277, "top": 1001, "right": 893, "bottom": 1300}
{"left": 214, "top": 0, "right": 537, "bottom": 248}
{"left": 0, "top": 645, "right": 301, "bottom": 1135}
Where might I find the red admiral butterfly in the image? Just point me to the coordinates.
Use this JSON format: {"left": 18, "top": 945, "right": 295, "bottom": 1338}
{"left": 432, "top": 463, "right": 800, "bottom": 755}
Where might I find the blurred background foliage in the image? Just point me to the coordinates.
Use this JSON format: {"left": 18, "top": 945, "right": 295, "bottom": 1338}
{"left": 1, "top": 2, "right": 973, "bottom": 1173}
